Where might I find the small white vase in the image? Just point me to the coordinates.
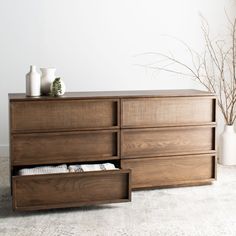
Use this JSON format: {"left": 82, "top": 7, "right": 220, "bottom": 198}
{"left": 25, "top": 65, "right": 41, "bottom": 97}
{"left": 40, "top": 68, "right": 56, "bottom": 95}
{"left": 219, "top": 125, "right": 236, "bottom": 165}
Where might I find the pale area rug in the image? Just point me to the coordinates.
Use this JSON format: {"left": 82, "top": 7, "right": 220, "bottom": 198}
{"left": 1, "top": 156, "right": 236, "bottom": 236}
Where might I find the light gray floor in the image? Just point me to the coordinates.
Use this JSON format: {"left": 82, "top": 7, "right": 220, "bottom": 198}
{"left": 1, "top": 156, "right": 236, "bottom": 236}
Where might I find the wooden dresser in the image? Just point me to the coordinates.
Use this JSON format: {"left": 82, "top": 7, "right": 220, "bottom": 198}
{"left": 9, "top": 90, "right": 216, "bottom": 211}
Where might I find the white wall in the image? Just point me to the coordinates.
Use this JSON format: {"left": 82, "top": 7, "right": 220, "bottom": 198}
{"left": 0, "top": 0, "right": 235, "bottom": 156}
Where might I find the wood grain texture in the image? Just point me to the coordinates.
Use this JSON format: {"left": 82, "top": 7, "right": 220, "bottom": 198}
{"left": 121, "top": 97, "right": 216, "bottom": 128}
{"left": 11, "top": 99, "right": 119, "bottom": 133}
{"left": 12, "top": 130, "right": 119, "bottom": 166}
{"left": 9, "top": 89, "right": 216, "bottom": 210}
{"left": 121, "top": 126, "right": 215, "bottom": 158}
{"left": 13, "top": 170, "right": 131, "bottom": 211}
{"left": 121, "top": 155, "right": 216, "bottom": 189}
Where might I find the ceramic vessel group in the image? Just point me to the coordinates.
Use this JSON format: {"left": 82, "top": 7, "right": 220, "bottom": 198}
{"left": 25, "top": 65, "right": 66, "bottom": 97}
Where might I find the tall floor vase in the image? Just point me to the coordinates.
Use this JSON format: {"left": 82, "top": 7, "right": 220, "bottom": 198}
{"left": 219, "top": 125, "right": 236, "bottom": 165}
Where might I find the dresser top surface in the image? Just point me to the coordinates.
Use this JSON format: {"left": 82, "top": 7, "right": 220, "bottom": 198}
{"left": 9, "top": 89, "right": 215, "bottom": 101}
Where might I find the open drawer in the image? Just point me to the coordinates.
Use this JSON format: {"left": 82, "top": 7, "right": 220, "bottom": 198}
{"left": 12, "top": 169, "right": 131, "bottom": 211}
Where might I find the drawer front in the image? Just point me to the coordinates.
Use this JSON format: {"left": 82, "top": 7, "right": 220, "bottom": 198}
{"left": 12, "top": 130, "right": 119, "bottom": 165}
{"left": 13, "top": 170, "right": 131, "bottom": 211}
{"left": 121, "top": 97, "right": 215, "bottom": 127}
{"left": 121, "top": 155, "right": 216, "bottom": 189}
{"left": 121, "top": 126, "right": 215, "bottom": 158}
{"left": 11, "top": 99, "right": 119, "bottom": 132}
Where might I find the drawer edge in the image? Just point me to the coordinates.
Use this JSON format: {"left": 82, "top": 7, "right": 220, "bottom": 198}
{"left": 132, "top": 178, "right": 215, "bottom": 190}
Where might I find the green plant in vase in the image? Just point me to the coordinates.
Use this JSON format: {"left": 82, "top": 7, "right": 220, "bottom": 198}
{"left": 50, "top": 77, "right": 66, "bottom": 96}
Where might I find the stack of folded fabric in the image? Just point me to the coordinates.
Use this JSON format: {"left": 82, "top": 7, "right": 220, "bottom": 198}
{"left": 18, "top": 163, "right": 118, "bottom": 176}
{"left": 18, "top": 164, "right": 68, "bottom": 176}
{"left": 68, "top": 163, "right": 118, "bottom": 172}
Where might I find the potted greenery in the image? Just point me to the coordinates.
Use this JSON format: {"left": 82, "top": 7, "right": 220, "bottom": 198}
{"left": 50, "top": 77, "right": 66, "bottom": 97}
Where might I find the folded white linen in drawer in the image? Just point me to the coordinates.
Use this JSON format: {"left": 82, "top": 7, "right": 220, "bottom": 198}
{"left": 18, "top": 164, "right": 68, "bottom": 176}
{"left": 68, "top": 163, "right": 118, "bottom": 172}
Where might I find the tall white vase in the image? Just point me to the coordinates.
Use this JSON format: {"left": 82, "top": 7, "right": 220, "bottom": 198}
{"left": 25, "top": 65, "right": 41, "bottom": 97}
{"left": 219, "top": 125, "right": 236, "bottom": 165}
{"left": 40, "top": 68, "right": 56, "bottom": 95}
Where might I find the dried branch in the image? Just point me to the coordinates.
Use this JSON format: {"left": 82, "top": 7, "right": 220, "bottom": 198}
{"left": 139, "top": 15, "right": 236, "bottom": 125}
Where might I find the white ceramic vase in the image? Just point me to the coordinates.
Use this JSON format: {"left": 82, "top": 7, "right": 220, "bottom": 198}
{"left": 40, "top": 68, "right": 56, "bottom": 95}
{"left": 25, "top": 65, "right": 41, "bottom": 97}
{"left": 219, "top": 125, "right": 236, "bottom": 165}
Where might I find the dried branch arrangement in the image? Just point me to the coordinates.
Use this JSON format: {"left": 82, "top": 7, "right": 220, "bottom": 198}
{"left": 141, "top": 16, "right": 236, "bottom": 125}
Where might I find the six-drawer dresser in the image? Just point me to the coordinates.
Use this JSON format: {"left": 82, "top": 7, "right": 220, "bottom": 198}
{"left": 9, "top": 90, "right": 217, "bottom": 211}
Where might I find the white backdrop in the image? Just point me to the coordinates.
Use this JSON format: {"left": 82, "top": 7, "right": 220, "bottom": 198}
{"left": 0, "top": 0, "right": 235, "bottom": 155}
